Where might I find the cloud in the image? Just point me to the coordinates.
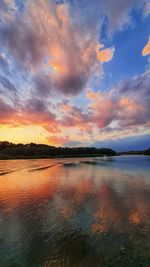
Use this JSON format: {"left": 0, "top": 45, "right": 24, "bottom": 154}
{"left": 58, "top": 69, "right": 150, "bottom": 135}
{"left": 47, "top": 135, "right": 70, "bottom": 146}
{"left": 118, "top": 70, "right": 150, "bottom": 127}
{"left": 90, "top": 70, "right": 150, "bottom": 129}
{"left": 0, "top": 0, "right": 146, "bottom": 99}
{"left": 0, "top": 68, "right": 149, "bottom": 143}
{"left": 0, "top": 98, "right": 17, "bottom": 124}
{"left": 33, "top": 75, "right": 52, "bottom": 97}
{"left": 0, "top": 0, "right": 149, "bottom": 147}
{"left": 119, "top": 70, "right": 150, "bottom": 94}
{"left": 118, "top": 97, "right": 145, "bottom": 127}
{"left": 0, "top": 75, "right": 18, "bottom": 104}
{"left": 142, "top": 37, "right": 150, "bottom": 56}
{"left": 0, "top": 19, "right": 47, "bottom": 69}
{"left": 0, "top": 53, "right": 10, "bottom": 69}
{"left": 57, "top": 92, "right": 118, "bottom": 134}
{"left": 86, "top": 90, "right": 98, "bottom": 100}
{"left": 0, "top": 74, "right": 16, "bottom": 92}
{"left": 0, "top": 0, "right": 16, "bottom": 24}
{"left": 101, "top": 0, "right": 144, "bottom": 36}
{"left": 97, "top": 46, "right": 115, "bottom": 63}
{"left": 0, "top": 0, "right": 115, "bottom": 97}
{"left": 59, "top": 102, "right": 92, "bottom": 128}
{"left": 143, "top": 0, "right": 150, "bottom": 17}
{"left": 0, "top": 96, "right": 59, "bottom": 133}
{"left": 21, "top": 97, "right": 59, "bottom": 133}
{"left": 87, "top": 91, "right": 118, "bottom": 128}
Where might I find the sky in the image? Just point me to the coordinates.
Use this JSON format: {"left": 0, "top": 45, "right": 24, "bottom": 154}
{"left": 0, "top": 0, "right": 150, "bottom": 151}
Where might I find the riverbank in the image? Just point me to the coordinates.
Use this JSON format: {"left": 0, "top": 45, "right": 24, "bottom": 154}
{"left": 0, "top": 153, "right": 114, "bottom": 160}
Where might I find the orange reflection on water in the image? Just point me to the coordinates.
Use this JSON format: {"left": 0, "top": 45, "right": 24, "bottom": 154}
{"left": 129, "top": 212, "right": 141, "bottom": 225}
{"left": 0, "top": 161, "right": 150, "bottom": 230}
{"left": 0, "top": 165, "right": 61, "bottom": 208}
{"left": 92, "top": 223, "right": 108, "bottom": 233}
{"left": 0, "top": 158, "right": 150, "bottom": 267}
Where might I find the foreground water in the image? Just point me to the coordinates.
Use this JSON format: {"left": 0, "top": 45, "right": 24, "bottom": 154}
{"left": 0, "top": 156, "right": 150, "bottom": 267}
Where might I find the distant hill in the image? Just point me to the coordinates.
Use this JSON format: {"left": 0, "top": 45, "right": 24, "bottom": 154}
{"left": 144, "top": 148, "right": 150, "bottom": 155}
{"left": 119, "top": 148, "right": 150, "bottom": 156}
{"left": 0, "top": 141, "right": 116, "bottom": 159}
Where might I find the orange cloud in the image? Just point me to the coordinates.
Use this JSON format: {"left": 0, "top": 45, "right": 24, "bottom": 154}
{"left": 86, "top": 90, "right": 97, "bottom": 100}
{"left": 142, "top": 37, "right": 150, "bottom": 56}
{"left": 120, "top": 97, "right": 141, "bottom": 112}
{"left": 119, "top": 97, "right": 144, "bottom": 122}
{"left": 24, "top": 0, "right": 104, "bottom": 95}
{"left": 47, "top": 135, "right": 70, "bottom": 146}
{"left": 97, "top": 46, "right": 115, "bottom": 62}
{"left": 0, "top": 98, "right": 60, "bottom": 136}
{"left": 2, "top": 0, "right": 117, "bottom": 96}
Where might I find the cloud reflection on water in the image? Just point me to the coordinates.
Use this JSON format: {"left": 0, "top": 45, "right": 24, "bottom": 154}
{"left": 0, "top": 158, "right": 150, "bottom": 267}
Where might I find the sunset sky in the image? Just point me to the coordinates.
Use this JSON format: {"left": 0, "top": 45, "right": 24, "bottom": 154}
{"left": 0, "top": 0, "right": 150, "bottom": 151}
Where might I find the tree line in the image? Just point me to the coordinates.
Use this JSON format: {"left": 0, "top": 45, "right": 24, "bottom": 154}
{"left": 0, "top": 141, "right": 117, "bottom": 159}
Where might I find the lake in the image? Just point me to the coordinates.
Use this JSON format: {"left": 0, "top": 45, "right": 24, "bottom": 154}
{"left": 0, "top": 156, "right": 150, "bottom": 267}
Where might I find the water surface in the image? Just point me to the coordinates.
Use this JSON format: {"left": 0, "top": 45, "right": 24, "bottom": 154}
{"left": 0, "top": 156, "right": 150, "bottom": 267}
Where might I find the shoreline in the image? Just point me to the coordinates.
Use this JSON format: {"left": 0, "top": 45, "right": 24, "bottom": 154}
{"left": 0, "top": 154, "right": 114, "bottom": 160}
{"left": 0, "top": 153, "right": 149, "bottom": 160}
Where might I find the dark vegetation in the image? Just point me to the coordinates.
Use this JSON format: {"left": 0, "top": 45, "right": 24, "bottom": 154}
{"left": 119, "top": 148, "right": 150, "bottom": 156}
{"left": 0, "top": 141, "right": 149, "bottom": 160}
{"left": 0, "top": 141, "right": 116, "bottom": 159}
{"left": 144, "top": 148, "right": 150, "bottom": 155}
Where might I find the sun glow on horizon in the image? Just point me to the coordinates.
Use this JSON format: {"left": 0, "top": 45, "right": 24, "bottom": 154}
{"left": 0, "top": 125, "right": 49, "bottom": 145}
